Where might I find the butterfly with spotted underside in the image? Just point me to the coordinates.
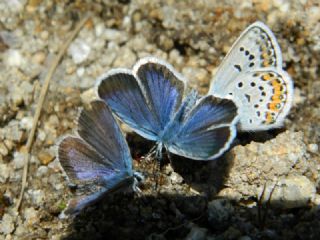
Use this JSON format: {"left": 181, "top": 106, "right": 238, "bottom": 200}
{"left": 208, "top": 21, "right": 294, "bottom": 131}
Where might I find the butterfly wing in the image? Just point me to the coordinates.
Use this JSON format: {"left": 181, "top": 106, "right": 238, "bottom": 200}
{"left": 167, "top": 96, "right": 239, "bottom": 160}
{"left": 209, "top": 21, "right": 282, "bottom": 95}
{"left": 96, "top": 69, "right": 160, "bottom": 140}
{"left": 209, "top": 21, "right": 293, "bottom": 131}
{"left": 96, "top": 57, "right": 185, "bottom": 140}
{"left": 58, "top": 101, "right": 133, "bottom": 215}
{"left": 134, "top": 57, "right": 185, "bottom": 130}
{"left": 228, "top": 68, "right": 293, "bottom": 131}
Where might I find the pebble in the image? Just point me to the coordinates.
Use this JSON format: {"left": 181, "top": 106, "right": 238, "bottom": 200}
{"left": 207, "top": 198, "right": 234, "bottom": 229}
{"left": 0, "top": 213, "right": 15, "bottom": 234}
{"left": 23, "top": 207, "right": 39, "bottom": 226}
{"left": 185, "top": 225, "right": 207, "bottom": 240}
{"left": 12, "top": 151, "right": 25, "bottom": 169}
{"left": 103, "top": 29, "right": 127, "bottom": 43}
{"left": 0, "top": 142, "right": 9, "bottom": 157}
{"left": 68, "top": 39, "right": 91, "bottom": 64}
{"left": 19, "top": 116, "right": 33, "bottom": 130}
{"left": 113, "top": 47, "right": 137, "bottom": 67}
{"left": 5, "top": 49, "right": 24, "bottom": 67}
{"left": 0, "top": 163, "right": 10, "bottom": 183}
{"left": 220, "top": 226, "right": 242, "bottom": 239}
{"left": 27, "top": 189, "right": 45, "bottom": 206}
{"left": 36, "top": 166, "right": 48, "bottom": 177}
{"left": 31, "top": 51, "right": 46, "bottom": 64}
{"left": 80, "top": 88, "right": 96, "bottom": 105}
{"left": 37, "top": 150, "right": 55, "bottom": 165}
{"left": 308, "top": 143, "right": 318, "bottom": 153}
{"left": 170, "top": 172, "right": 184, "bottom": 184}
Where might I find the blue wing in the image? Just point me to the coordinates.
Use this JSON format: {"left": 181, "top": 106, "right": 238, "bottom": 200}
{"left": 167, "top": 96, "right": 239, "bottom": 160}
{"left": 135, "top": 57, "right": 185, "bottom": 131}
{"left": 77, "top": 100, "right": 132, "bottom": 172}
{"left": 97, "top": 70, "right": 160, "bottom": 140}
{"left": 96, "top": 57, "right": 185, "bottom": 141}
{"left": 58, "top": 101, "right": 133, "bottom": 215}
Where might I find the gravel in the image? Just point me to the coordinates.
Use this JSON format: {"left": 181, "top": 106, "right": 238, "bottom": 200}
{"left": 0, "top": 0, "right": 319, "bottom": 239}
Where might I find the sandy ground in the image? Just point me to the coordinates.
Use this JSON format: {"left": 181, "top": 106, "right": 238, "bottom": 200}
{"left": 0, "top": 0, "right": 319, "bottom": 239}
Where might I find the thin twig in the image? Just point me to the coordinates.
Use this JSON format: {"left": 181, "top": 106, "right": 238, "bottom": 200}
{"left": 15, "top": 14, "right": 92, "bottom": 211}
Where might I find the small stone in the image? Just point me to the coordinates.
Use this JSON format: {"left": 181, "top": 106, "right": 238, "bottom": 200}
{"left": 31, "top": 51, "right": 46, "bottom": 64}
{"left": 0, "top": 213, "right": 15, "bottom": 234}
{"left": 0, "top": 142, "right": 9, "bottom": 156}
{"left": 238, "top": 236, "right": 251, "bottom": 240}
{"left": 94, "top": 23, "right": 105, "bottom": 37}
{"left": 68, "top": 39, "right": 91, "bottom": 64}
{"left": 27, "top": 189, "right": 45, "bottom": 205}
{"left": 208, "top": 199, "right": 234, "bottom": 229}
{"left": 36, "top": 166, "right": 48, "bottom": 177}
{"left": 76, "top": 67, "right": 85, "bottom": 77}
{"left": 103, "top": 29, "right": 127, "bottom": 43}
{"left": 222, "top": 226, "right": 242, "bottom": 239}
{"left": 170, "top": 172, "right": 184, "bottom": 184}
{"left": 37, "top": 129, "right": 46, "bottom": 142}
{"left": 185, "top": 225, "right": 207, "bottom": 240}
{"left": 308, "top": 143, "right": 318, "bottom": 153}
{"left": 12, "top": 151, "right": 25, "bottom": 169}
{"left": 23, "top": 207, "right": 39, "bottom": 226}
{"left": 0, "top": 163, "right": 10, "bottom": 183}
{"left": 38, "top": 150, "right": 55, "bottom": 165}
{"left": 40, "top": 30, "right": 49, "bottom": 40}
{"left": 19, "top": 116, "right": 33, "bottom": 130}
{"left": 80, "top": 88, "right": 96, "bottom": 105}
{"left": 5, "top": 49, "right": 24, "bottom": 67}
{"left": 113, "top": 47, "right": 136, "bottom": 67}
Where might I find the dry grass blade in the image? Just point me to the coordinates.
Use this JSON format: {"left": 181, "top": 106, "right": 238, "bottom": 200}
{"left": 15, "top": 13, "right": 92, "bottom": 212}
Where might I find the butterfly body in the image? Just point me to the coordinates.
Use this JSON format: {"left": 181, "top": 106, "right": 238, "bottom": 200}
{"left": 209, "top": 21, "right": 293, "bottom": 131}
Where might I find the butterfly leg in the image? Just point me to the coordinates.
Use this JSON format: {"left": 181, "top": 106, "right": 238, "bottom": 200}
{"left": 152, "top": 142, "right": 164, "bottom": 190}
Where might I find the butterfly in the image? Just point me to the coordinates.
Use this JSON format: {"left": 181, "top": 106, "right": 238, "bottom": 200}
{"left": 58, "top": 100, "right": 142, "bottom": 216}
{"left": 208, "top": 21, "right": 294, "bottom": 131}
{"left": 96, "top": 57, "right": 239, "bottom": 161}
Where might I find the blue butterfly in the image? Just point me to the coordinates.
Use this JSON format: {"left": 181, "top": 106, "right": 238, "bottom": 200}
{"left": 58, "top": 101, "right": 142, "bottom": 216}
{"left": 96, "top": 57, "right": 239, "bottom": 161}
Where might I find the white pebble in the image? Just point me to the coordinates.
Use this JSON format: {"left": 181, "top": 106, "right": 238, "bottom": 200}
{"left": 0, "top": 213, "right": 15, "bottom": 234}
{"left": 12, "top": 151, "right": 25, "bottom": 169}
{"left": 76, "top": 67, "right": 85, "bottom": 77}
{"left": 20, "top": 116, "right": 33, "bottom": 130}
{"left": 36, "top": 166, "right": 48, "bottom": 177}
{"left": 6, "top": 49, "right": 24, "bottom": 67}
{"left": 68, "top": 39, "right": 91, "bottom": 64}
{"left": 308, "top": 143, "right": 318, "bottom": 153}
